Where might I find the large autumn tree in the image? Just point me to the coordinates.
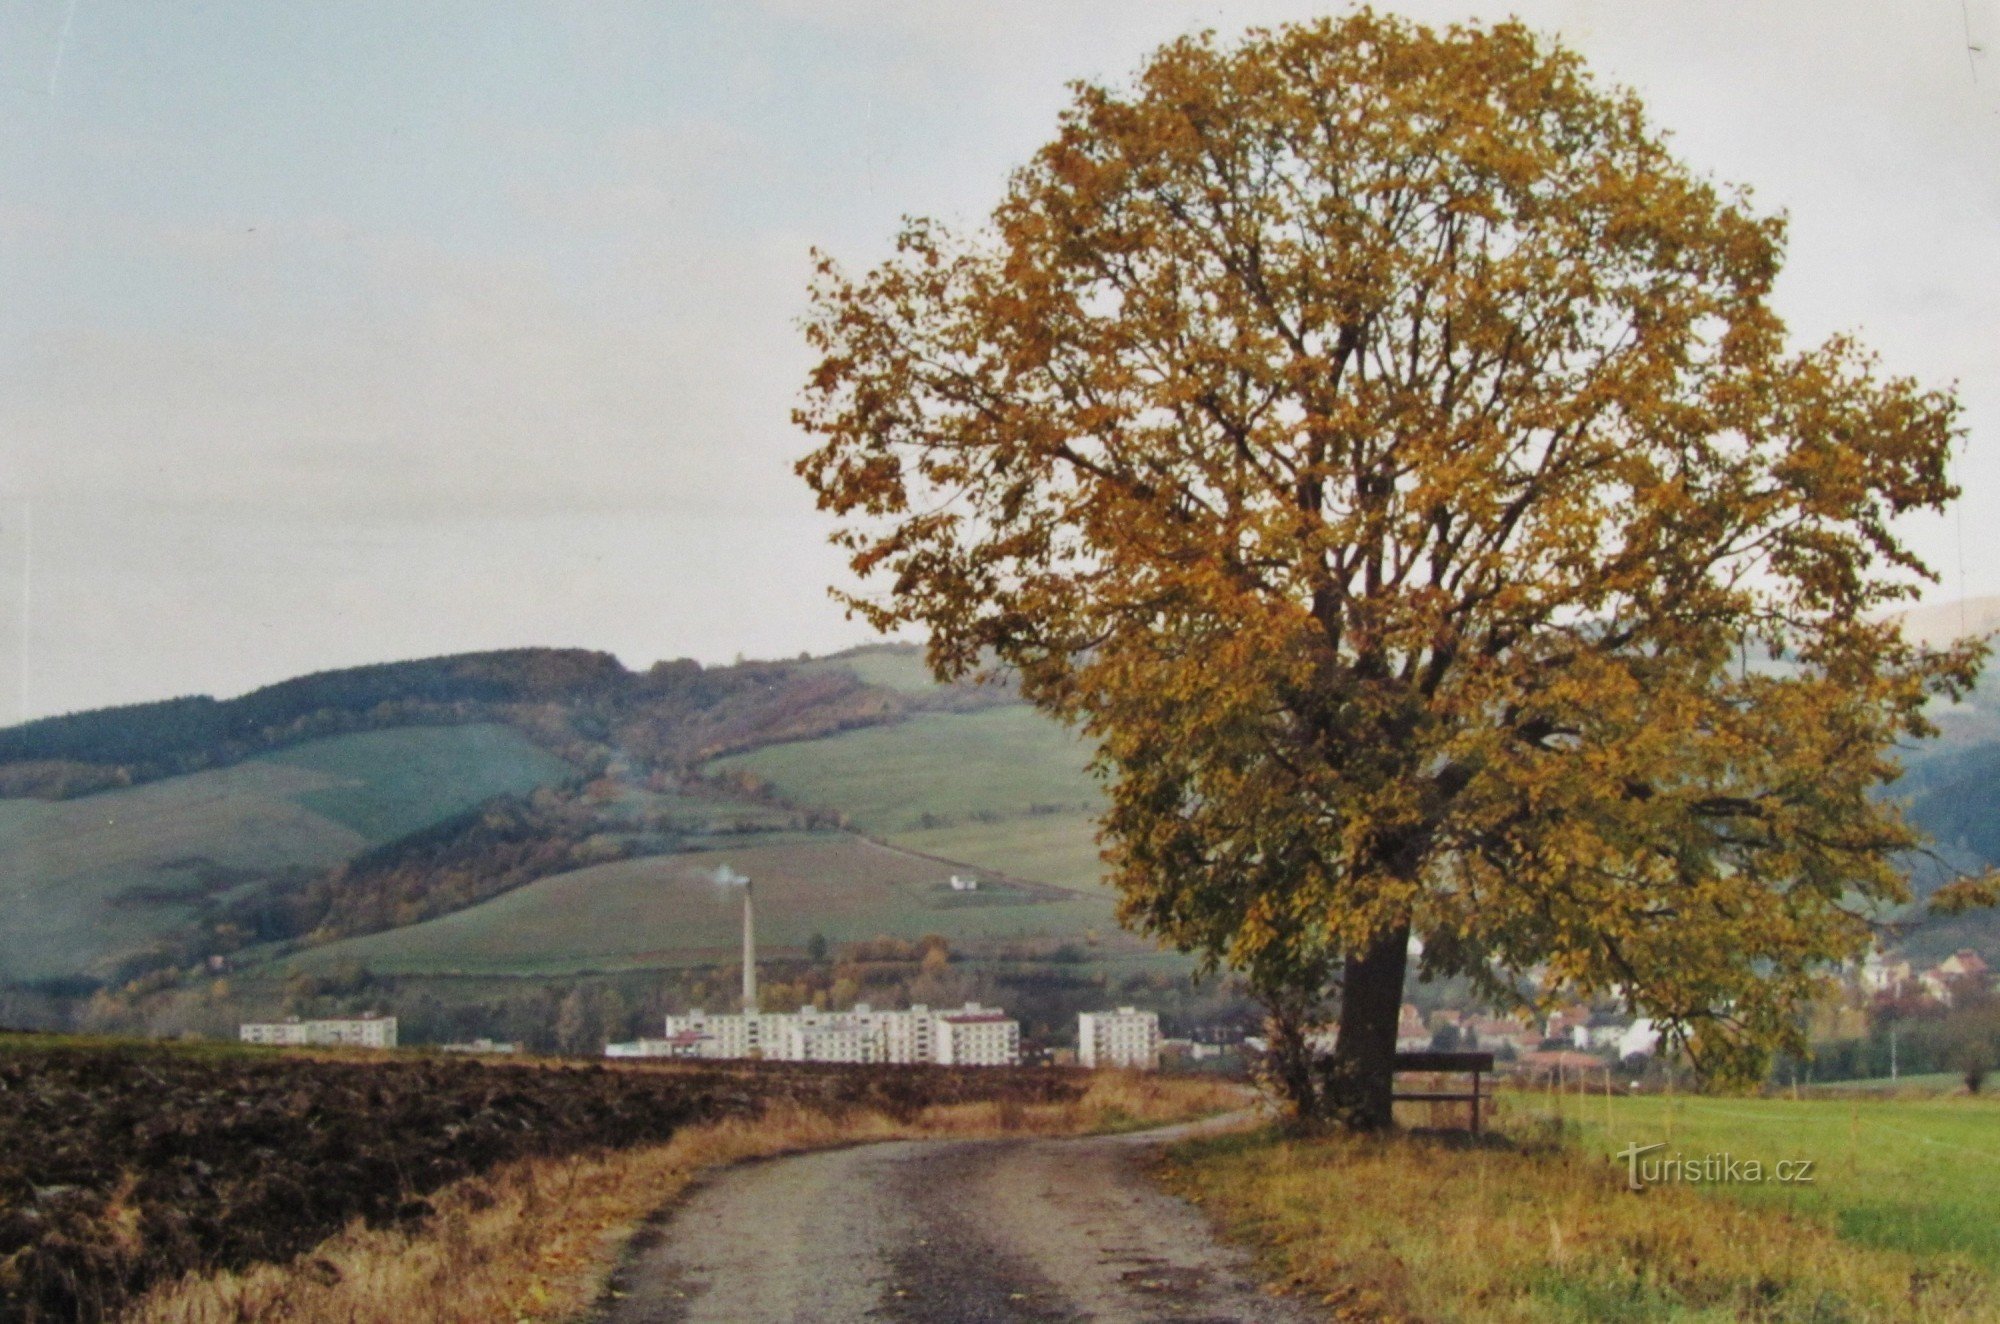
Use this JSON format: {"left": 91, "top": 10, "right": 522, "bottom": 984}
{"left": 796, "top": 12, "right": 1984, "bottom": 1127}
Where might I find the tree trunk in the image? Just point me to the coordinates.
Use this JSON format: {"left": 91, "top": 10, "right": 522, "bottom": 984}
{"left": 1322, "top": 920, "right": 1411, "bottom": 1130}
{"left": 1261, "top": 995, "right": 1320, "bottom": 1125}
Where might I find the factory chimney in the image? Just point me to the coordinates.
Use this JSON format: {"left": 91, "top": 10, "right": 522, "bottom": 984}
{"left": 740, "top": 879, "right": 757, "bottom": 1013}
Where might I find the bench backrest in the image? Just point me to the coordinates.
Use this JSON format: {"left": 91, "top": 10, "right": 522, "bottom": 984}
{"left": 1392, "top": 1051, "right": 1495, "bottom": 1073}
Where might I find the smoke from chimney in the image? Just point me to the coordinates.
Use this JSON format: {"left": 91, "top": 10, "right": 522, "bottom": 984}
{"left": 708, "top": 865, "right": 755, "bottom": 1013}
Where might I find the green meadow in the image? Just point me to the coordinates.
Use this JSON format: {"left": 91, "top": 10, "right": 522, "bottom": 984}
{"left": 1511, "top": 1086, "right": 2000, "bottom": 1271}
{"left": 893, "top": 811, "right": 1111, "bottom": 894}
{"left": 1169, "top": 1088, "right": 2000, "bottom": 1323}
{"left": 257, "top": 723, "right": 574, "bottom": 841}
{"left": 713, "top": 706, "right": 1102, "bottom": 837}
{"left": 287, "top": 833, "right": 1125, "bottom": 977}
{"left": 710, "top": 703, "right": 1117, "bottom": 901}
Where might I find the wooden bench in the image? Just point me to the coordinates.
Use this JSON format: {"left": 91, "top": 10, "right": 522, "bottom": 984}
{"left": 1392, "top": 1050, "right": 1495, "bottom": 1135}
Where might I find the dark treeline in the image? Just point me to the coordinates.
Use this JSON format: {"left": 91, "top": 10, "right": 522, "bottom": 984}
{"left": 1803, "top": 990, "right": 2000, "bottom": 1090}
{"left": 1902, "top": 743, "right": 2000, "bottom": 874}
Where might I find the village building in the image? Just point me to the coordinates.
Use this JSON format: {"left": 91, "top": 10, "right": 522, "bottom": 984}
{"left": 1541, "top": 1006, "right": 1590, "bottom": 1044}
{"left": 239, "top": 1014, "right": 397, "bottom": 1049}
{"left": 933, "top": 1006, "right": 1022, "bottom": 1066}
{"left": 1394, "top": 1003, "right": 1432, "bottom": 1053}
{"left": 1461, "top": 1014, "right": 1540, "bottom": 1056}
{"left": 1921, "top": 949, "right": 1993, "bottom": 1006}
{"left": 1077, "top": 1006, "right": 1161, "bottom": 1070}
{"left": 1618, "top": 1018, "right": 1660, "bottom": 1060}
{"left": 1861, "top": 948, "right": 1916, "bottom": 996}
{"left": 1862, "top": 945, "right": 1993, "bottom": 1006}
{"left": 623, "top": 1001, "right": 1020, "bottom": 1066}
{"left": 1573, "top": 1011, "right": 1632, "bottom": 1052}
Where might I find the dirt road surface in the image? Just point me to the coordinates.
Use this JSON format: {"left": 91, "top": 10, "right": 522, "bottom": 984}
{"left": 596, "top": 1117, "right": 1319, "bottom": 1323}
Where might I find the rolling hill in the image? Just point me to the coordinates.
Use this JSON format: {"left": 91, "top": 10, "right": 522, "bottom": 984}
{"left": 0, "top": 723, "right": 573, "bottom": 982}
{"left": 279, "top": 659, "right": 1135, "bottom": 979}
{"left": 0, "top": 644, "right": 1133, "bottom": 994}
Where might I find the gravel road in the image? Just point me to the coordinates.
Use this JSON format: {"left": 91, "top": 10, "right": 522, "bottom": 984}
{"left": 595, "top": 1117, "right": 1318, "bottom": 1323}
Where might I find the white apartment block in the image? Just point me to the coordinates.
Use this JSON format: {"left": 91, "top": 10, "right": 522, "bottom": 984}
{"left": 1077, "top": 1007, "right": 1161, "bottom": 1070}
{"left": 934, "top": 1008, "right": 1022, "bottom": 1066}
{"left": 240, "top": 1015, "right": 398, "bottom": 1049}
{"left": 606, "top": 1033, "right": 708, "bottom": 1059}
{"left": 880, "top": 1004, "right": 937, "bottom": 1064}
{"left": 638, "top": 1002, "right": 1016, "bottom": 1066}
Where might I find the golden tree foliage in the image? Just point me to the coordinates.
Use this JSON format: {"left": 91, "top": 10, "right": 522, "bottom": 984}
{"left": 797, "top": 13, "right": 1983, "bottom": 1122}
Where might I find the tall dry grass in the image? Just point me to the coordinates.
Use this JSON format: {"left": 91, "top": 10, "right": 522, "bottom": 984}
{"left": 1158, "top": 1122, "right": 1998, "bottom": 1323}
{"left": 127, "top": 1072, "right": 1244, "bottom": 1324}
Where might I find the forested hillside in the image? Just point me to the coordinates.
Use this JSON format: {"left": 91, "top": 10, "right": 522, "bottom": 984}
{"left": 0, "top": 645, "right": 1031, "bottom": 991}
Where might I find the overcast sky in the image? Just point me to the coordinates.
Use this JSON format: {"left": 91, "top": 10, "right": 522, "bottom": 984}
{"left": 1, "top": 1, "right": 1995, "bottom": 721}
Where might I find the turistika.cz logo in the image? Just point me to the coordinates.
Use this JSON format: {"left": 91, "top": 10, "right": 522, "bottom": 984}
{"left": 1616, "top": 1142, "right": 1817, "bottom": 1192}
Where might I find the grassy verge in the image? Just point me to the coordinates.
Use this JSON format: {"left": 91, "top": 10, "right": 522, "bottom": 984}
{"left": 1157, "top": 1111, "right": 1997, "bottom": 1322}
{"left": 129, "top": 1072, "right": 1242, "bottom": 1324}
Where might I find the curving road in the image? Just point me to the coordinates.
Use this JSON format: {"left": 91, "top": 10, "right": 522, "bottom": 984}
{"left": 595, "top": 1118, "right": 1318, "bottom": 1323}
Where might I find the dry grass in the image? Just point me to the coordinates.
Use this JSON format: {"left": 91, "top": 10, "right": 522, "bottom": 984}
{"left": 127, "top": 1071, "right": 1243, "bottom": 1324}
{"left": 1157, "top": 1122, "right": 1999, "bottom": 1323}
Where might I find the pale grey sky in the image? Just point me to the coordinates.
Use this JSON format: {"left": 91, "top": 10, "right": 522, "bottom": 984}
{"left": 1, "top": 1, "right": 1995, "bottom": 720}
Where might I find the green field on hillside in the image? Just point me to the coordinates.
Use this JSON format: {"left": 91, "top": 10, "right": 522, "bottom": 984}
{"left": 0, "top": 724, "right": 574, "bottom": 982}
{"left": 713, "top": 707, "right": 1102, "bottom": 836}
{"left": 287, "top": 833, "right": 1124, "bottom": 977}
{"left": 1511, "top": 1088, "right": 2000, "bottom": 1270}
{"left": 893, "top": 812, "right": 1111, "bottom": 894}
{"left": 804, "top": 645, "right": 942, "bottom": 694}
{"left": 713, "top": 697, "right": 1119, "bottom": 900}
{"left": 259, "top": 724, "right": 574, "bottom": 840}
